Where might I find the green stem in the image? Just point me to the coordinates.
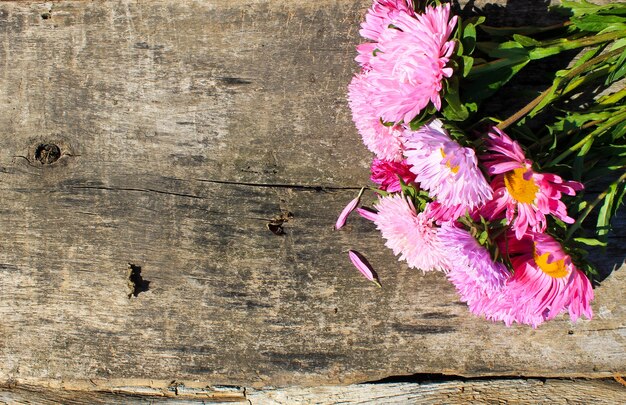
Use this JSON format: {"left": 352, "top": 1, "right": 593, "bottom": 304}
{"left": 566, "top": 170, "right": 626, "bottom": 240}
{"left": 497, "top": 47, "right": 625, "bottom": 130}
{"left": 468, "top": 56, "right": 524, "bottom": 76}
{"left": 531, "top": 30, "right": 626, "bottom": 58}
{"left": 549, "top": 109, "right": 626, "bottom": 166}
{"left": 531, "top": 118, "right": 607, "bottom": 151}
{"left": 598, "top": 87, "right": 626, "bottom": 106}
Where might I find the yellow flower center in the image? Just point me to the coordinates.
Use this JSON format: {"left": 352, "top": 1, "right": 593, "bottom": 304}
{"left": 440, "top": 148, "right": 459, "bottom": 174}
{"left": 533, "top": 249, "right": 568, "bottom": 279}
{"left": 504, "top": 168, "right": 538, "bottom": 204}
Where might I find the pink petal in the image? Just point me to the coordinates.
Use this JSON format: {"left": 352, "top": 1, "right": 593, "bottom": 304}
{"left": 348, "top": 250, "right": 382, "bottom": 287}
{"left": 335, "top": 188, "right": 365, "bottom": 229}
{"left": 357, "top": 207, "right": 378, "bottom": 221}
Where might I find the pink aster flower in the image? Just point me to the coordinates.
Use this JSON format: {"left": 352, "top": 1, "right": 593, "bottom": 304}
{"left": 366, "top": 4, "right": 458, "bottom": 123}
{"left": 481, "top": 127, "right": 583, "bottom": 239}
{"left": 360, "top": 0, "right": 415, "bottom": 42}
{"left": 440, "top": 223, "right": 510, "bottom": 310}
{"left": 403, "top": 119, "right": 492, "bottom": 219}
{"left": 348, "top": 73, "right": 404, "bottom": 161}
{"left": 372, "top": 195, "right": 448, "bottom": 271}
{"left": 423, "top": 201, "right": 473, "bottom": 224}
{"left": 355, "top": 42, "right": 378, "bottom": 70}
{"left": 471, "top": 231, "right": 594, "bottom": 327}
{"left": 370, "top": 158, "right": 417, "bottom": 192}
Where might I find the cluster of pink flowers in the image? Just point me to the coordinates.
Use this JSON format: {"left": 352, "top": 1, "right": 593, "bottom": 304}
{"left": 337, "top": 0, "right": 594, "bottom": 328}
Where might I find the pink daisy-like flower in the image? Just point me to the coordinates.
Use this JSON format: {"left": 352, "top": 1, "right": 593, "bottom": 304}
{"left": 372, "top": 195, "right": 448, "bottom": 271}
{"left": 472, "top": 231, "right": 594, "bottom": 328}
{"left": 481, "top": 127, "right": 583, "bottom": 239}
{"left": 404, "top": 119, "right": 492, "bottom": 219}
{"left": 440, "top": 223, "right": 510, "bottom": 302}
{"left": 360, "top": 0, "right": 415, "bottom": 42}
{"left": 367, "top": 4, "right": 458, "bottom": 123}
{"left": 370, "top": 158, "right": 417, "bottom": 192}
{"left": 348, "top": 73, "right": 404, "bottom": 161}
{"left": 423, "top": 201, "right": 473, "bottom": 224}
{"left": 356, "top": 1, "right": 414, "bottom": 69}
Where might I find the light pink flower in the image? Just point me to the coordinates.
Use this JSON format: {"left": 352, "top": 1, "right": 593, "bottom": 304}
{"left": 470, "top": 231, "right": 594, "bottom": 328}
{"left": 440, "top": 223, "right": 510, "bottom": 302}
{"left": 356, "top": 42, "right": 378, "bottom": 70}
{"left": 360, "top": 0, "right": 415, "bottom": 42}
{"left": 373, "top": 195, "right": 448, "bottom": 271}
{"left": 348, "top": 73, "right": 404, "bottom": 161}
{"left": 481, "top": 127, "right": 583, "bottom": 239}
{"left": 404, "top": 119, "right": 492, "bottom": 220}
{"left": 348, "top": 250, "right": 382, "bottom": 287}
{"left": 366, "top": 4, "right": 458, "bottom": 123}
{"left": 335, "top": 188, "right": 365, "bottom": 230}
{"left": 370, "top": 158, "right": 417, "bottom": 192}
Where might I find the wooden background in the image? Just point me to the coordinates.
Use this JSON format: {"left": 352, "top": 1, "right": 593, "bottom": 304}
{"left": 0, "top": 0, "right": 624, "bottom": 403}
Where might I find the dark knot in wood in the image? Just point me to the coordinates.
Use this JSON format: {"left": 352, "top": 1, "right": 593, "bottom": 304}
{"left": 34, "top": 143, "right": 61, "bottom": 165}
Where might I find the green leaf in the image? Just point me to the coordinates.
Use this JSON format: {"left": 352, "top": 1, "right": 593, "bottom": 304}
{"left": 560, "top": 0, "right": 626, "bottom": 17}
{"left": 571, "top": 15, "right": 626, "bottom": 33}
{"left": 478, "top": 230, "right": 489, "bottom": 245}
{"left": 573, "top": 139, "right": 594, "bottom": 182}
{"left": 464, "top": 57, "right": 529, "bottom": 106}
{"left": 513, "top": 34, "right": 541, "bottom": 47}
{"left": 462, "top": 23, "right": 477, "bottom": 54}
{"left": 481, "top": 40, "right": 530, "bottom": 59}
{"left": 462, "top": 55, "right": 474, "bottom": 77}
{"left": 591, "top": 175, "right": 626, "bottom": 242}
{"left": 606, "top": 45, "right": 626, "bottom": 84}
{"left": 441, "top": 77, "right": 469, "bottom": 121}
{"left": 573, "top": 237, "right": 608, "bottom": 247}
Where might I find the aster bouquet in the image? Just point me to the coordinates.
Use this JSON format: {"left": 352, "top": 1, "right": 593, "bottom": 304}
{"left": 337, "top": 0, "right": 626, "bottom": 327}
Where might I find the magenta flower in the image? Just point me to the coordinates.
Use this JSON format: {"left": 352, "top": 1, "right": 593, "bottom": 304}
{"left": 404, "top": 119, "right": 492, "bottom": 219}
{"left": 335, "top": 188, "right": 365, "bottom": 230}
{"left": 366, "top": 4, "right": 458, "bottom": 123}
{"left": 440, "top": 223, "right": 510, "bottom": 300}
{"left": 348, "top": 250, "right": 382, "bottom": 287}
{"left": 348, "top": 73, "right": 405, "bottom": 161}
{"left": 370, "top": 158, "right": 417, "bottom": 192}
{"left": 470, "top": 231, "right": 594, "bottom": 328}
{"left": 481, "top": 127, "right": 583, "bottom": 239}
{"left": 423, "top": 201, "right": 473, "bottom": 224}
{"left": 373, "top": 195, "right": 448, "bottom": 272}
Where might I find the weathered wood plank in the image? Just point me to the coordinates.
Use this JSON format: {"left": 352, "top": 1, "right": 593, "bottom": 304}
{"left": 0, "top": 0, "right": 624, "bottom": 389}
{"left": 2, "top": 379, "right": 625, "bottom": 404}
{"left": 248, "top": 379, "right": 626, "bottom": 404}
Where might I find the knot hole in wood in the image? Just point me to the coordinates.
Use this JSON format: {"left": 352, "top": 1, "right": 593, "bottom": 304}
{"left": 127, "top": 263, "right": 150, "bottom": 299}
{"left": 34, "top": 143, "right": 61, "bottom": 165}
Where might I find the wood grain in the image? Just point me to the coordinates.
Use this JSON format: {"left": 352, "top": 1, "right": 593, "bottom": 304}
{"left": 2, "top": 379, "right": 625, "bottom": 404}
{"left": 0, "top": 0, "right": 624, "bottom": 392}
{"left": 249, "top": 379, "right": 626, "bottom": 404}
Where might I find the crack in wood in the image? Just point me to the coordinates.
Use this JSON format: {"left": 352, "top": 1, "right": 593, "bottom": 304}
{"left": 70, "top": 185, "right": 205, "bottom": 199}
{"left": 194, "top": 178, "right": 361, "bottom": 192}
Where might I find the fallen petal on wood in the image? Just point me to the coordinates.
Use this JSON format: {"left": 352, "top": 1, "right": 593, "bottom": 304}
{"left": 348, "top": 250, "right": 382, "bottom": 288}
{"left": 335, "top": 187, "right": 365, "bottom": 229}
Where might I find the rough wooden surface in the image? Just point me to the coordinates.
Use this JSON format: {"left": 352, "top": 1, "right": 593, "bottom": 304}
{"left": 249, "top": 379, "right": 626, "bottom": 404}
{"left": 2, "top": 379, "right": 625, "bottom": 404}
{"left": 0, "top": 0, "right": 624, "bottom": 395}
